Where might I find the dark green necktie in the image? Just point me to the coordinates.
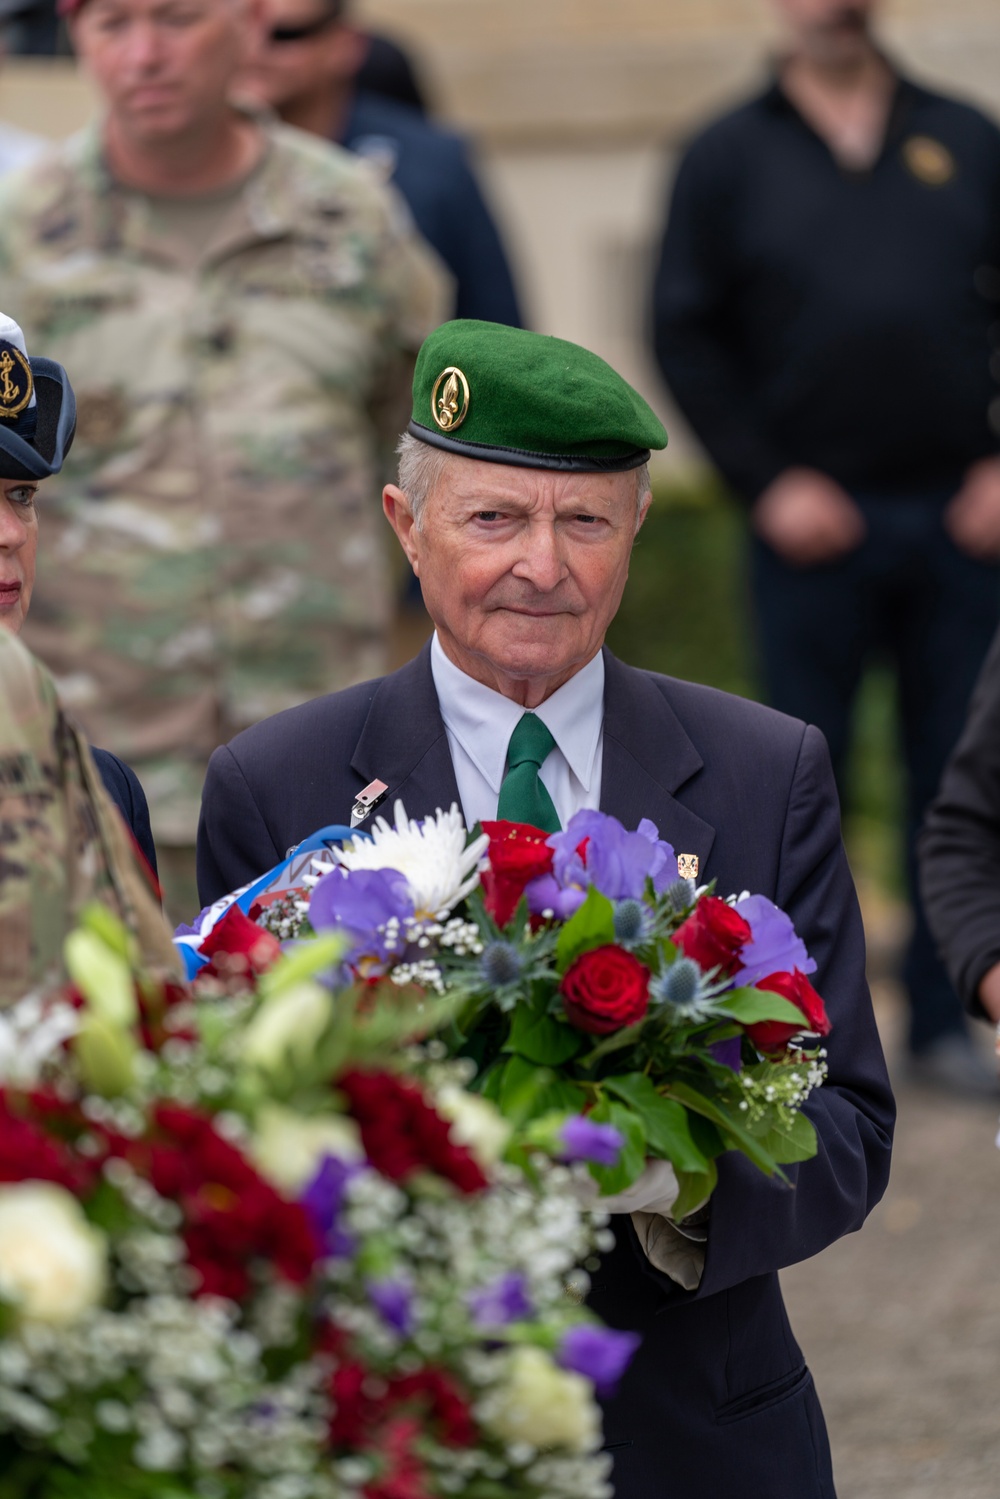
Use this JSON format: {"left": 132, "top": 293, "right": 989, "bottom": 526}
{"left": 497, "top": 712, "right": 561, "bottom": 832}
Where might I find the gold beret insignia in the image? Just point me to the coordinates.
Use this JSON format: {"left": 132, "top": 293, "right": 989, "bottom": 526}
{"left": 902, "top": 136, "right": 956, "bottom": 188}
{"left": 0, "top": 342, "right": 32, "bottom": 420}
{"left": 431, "top": 366, "right": 470, "bottom": 432}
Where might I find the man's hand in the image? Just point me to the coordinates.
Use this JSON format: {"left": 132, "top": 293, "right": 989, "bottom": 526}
{"left": 945, "top": 457, "right": 1000, "bottom": 560}
{"left": 752, "top": 468, "right": 866, "bottom": 567}
{"left": 977, "top": 960, "right": 1000, "bottom": 1024}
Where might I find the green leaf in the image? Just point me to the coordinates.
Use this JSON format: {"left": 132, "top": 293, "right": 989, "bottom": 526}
{"left": 258, "top": 932, "right": 347, "bottom": 998}
{"left": 748, "top": 1108, "right": 818, "bottom": 1165}
{"left": 666, "top": 1080, "right": 781, "bottom": 1175}
{"left": 555, "top": 886, "right": 616, "bottom": 973}
{"left": 497, "top": 1055, "right": 554, "bottom": 1123}
{"left": 672, "top": 1160, "right": 718, "bottom": 1221}
{"left": 604, "top": 1073, "right": 709, "bottom": 1173}
{"left": 586, "top": 1097, "right": 647, "bottom": 1196}
{"left": 716, "top": 987, "right": 810, "bottom": 1026}
{"left": 504, "top": 1005, "right": 584, "bottom": 1066}
{"left": 64, "top": 928, "right": 137, "bottom": 1028}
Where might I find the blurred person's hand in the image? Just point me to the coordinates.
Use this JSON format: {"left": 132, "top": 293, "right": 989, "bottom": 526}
{"left": 977, "top": 960, "right": 1000, "bottom": 1024}
{"left": 944, "top": 457, "right": 1000, "bottom": 560}
{"left": 751, "top": 468, "right": 866, "bottom": 567}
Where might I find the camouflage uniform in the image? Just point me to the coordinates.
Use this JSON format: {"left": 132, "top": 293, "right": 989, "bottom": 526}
{"left": 0, "top": 116, "right": 449, "bottom": 844}
{"left": 0, "top": 630, "right": 179, "bottom": 1004}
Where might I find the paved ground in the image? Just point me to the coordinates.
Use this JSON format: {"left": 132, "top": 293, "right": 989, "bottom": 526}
{"left": 781, "top": 896, "right": 1000, "bottom": 1499}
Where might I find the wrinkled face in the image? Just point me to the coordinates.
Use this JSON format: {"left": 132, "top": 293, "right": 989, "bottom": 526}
{"left": 239, "top": 0, "right": 364, "bottom": 116}
{"left": 72, "top": 0, "right": 262, "bottom": 143}
{"left": 0, "top": 479, "right": 39, "bottom": 635}
{"left": 774, "top": 0, "right": 876, "bottom": 63}
{"left": 385, "top": 457, "right": 648, "bottom": 703}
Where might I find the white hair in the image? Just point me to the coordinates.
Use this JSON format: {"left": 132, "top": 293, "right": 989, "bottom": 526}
{"left": 395, "top": 431, "right": 650, "bottom": 532}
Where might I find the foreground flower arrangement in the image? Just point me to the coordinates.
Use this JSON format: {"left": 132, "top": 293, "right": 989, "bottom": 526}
{"left": 0, "top": 908, "right": 630, "bottom": 1499}
{"left": 186, "top": 805, "right": 831, "bottom": 1224}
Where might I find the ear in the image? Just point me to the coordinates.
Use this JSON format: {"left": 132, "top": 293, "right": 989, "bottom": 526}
{"left": 383, "top": 484, "right": 421, "bottom": 573}
{"left": 635, "top": 488, "right": 652, "bottom": 535}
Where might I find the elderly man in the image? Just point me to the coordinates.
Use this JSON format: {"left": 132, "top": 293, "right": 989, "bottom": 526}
{"left": 0, "top": 0, "right": 447, "bottom": 918}
{"left": 198, "top": 319, "right": 893, "bottom": 1499}
{"left": 651, "top": 0, "right": 1000, "bottom": 1093}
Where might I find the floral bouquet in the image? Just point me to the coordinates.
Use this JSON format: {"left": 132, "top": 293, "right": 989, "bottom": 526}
{"left": 184, "top": 804, "right": 831, "bottom": 1226}
{"left": 0, "top": 905, "right": 636, "bottom": 1499}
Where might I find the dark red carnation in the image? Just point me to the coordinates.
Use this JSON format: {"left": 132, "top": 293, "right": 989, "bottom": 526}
{"left": 560, "top": 945, "right": 650, "bottom": 1035}
{"left": 198, "top": 906, "right": 282, "bottom": 980}
{"left": 673, "top": 896, "right": 751, "bottom": 977}
{"left": 480, "top": 821, "right": 554, "bottom": 927}
{"left": 130, "top": 1104, "right": 319, "bottom": 1300}
{"left": 338, "top": 1070, "right": 487, "bottom": 1194}
{"left": 0, "top": 1090, "right": 95, "bottom": 1194}
{"left": 748, "top": 969, "right": 832, "bottom": 1053}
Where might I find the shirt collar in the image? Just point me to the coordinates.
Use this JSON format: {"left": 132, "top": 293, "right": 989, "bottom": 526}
{"left": 430, "top": 633, "right": 605, "bottom": 794}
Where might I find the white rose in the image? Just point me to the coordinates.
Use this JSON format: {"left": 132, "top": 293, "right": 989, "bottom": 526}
{"left": 251, "top": 1103, "right": 363, "bottom": 1193}
{"left": 435, "top": 1084, "right": 511, "bottom": 1168}
{"left": 480, "top": 1345, "right": 602, "bottom": 1454}
{"left": 242, "top": 982, "right": 333, "bottom": 1078}
{"left": 0, "top": 1183, "right": 106, "bottom": 1325}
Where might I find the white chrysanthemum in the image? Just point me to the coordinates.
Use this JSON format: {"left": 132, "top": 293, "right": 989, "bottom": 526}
{"left": 334, "top": 801, "right": 488, "bottom": 917}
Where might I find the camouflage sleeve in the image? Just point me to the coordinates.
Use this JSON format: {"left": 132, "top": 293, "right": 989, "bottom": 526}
{"left": 0, "top": 632, "right": 180, "bottom": 1004}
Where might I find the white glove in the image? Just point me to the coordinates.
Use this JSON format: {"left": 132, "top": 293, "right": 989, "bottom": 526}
{"left": 596, "top": 1157, "right": 679, "bottom": 1218}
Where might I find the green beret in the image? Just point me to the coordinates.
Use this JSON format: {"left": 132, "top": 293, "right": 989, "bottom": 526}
{"left": 408, "top": 320, "right": 667, "bottom": 472}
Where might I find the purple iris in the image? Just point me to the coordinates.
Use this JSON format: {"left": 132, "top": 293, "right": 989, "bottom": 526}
{"left": 367, "top": 1277, "right": 415, "bottom": 1337}
{"left": 308, "top": 865, "right": 414, "bottom": 963}
{"left": 300, "top": 1154, "right": 362, "bottom": 1258}
{"left": 529, "top": 811, "right": 677, "bottom": 914}
{"left": 559, "top": 1115, "right": 625, "bottom": 1168}
{"left": 557, "top": 1324, "right": 642, "bottom": 1397}
{"left": 709, "top": 1036, "right": 743, "bottom": 1073}
{"left": 733, "top": 894, "right": 816, "bottom": 987}
{"left": 525, "top": 874, "right": 586, "bottom": 921}
{"left": 467, "top": 1271, "right": 533, "bottom": 1329}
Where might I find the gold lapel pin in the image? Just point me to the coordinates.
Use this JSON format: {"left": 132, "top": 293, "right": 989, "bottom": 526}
{"left": 677, "top": 853, "right": 699, "bottom": 881}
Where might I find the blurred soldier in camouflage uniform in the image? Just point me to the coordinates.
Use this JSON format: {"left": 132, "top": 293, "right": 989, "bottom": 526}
{"left": 0, "top": 629, "right": 179, "bottom": 1003}
{"left": 0, "top": 0, "right": 449, "bottom": 918}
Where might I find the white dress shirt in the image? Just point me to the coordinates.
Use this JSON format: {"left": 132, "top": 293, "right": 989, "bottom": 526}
{"left": 430, "top": 632, "right": 604, "bottom": 829}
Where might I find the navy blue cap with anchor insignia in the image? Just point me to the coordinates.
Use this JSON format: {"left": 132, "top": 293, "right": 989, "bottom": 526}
{"left": 0, "top": 311, "right": 76, "bottom": 481}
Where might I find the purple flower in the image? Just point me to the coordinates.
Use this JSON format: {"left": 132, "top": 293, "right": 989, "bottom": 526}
{"left": 300, "top": 1154, "right": 361, "bottom": 1258}
{"left": 709, "top": 1036, "right": 743, "bottom": 1073}
{"left": 467, "top": 1272, "right": 533, "bottom": 1328}
{"left": 733, "top": 894, "right": 816, "bottom": 987}
{"left": 557, "top": 1324, "right": 641, "bottom": 1397}
{"left": 546, "top": 810, "right": 678, "bottom": 904}
{"left": 525, "top": 873, "right": 586, "bottom": 921}
{"left": 559, "top": 1115, "right": 625, "bottom": 1168}
{"left": 367, "top": 1277, "right": 414, "bottom": 1337}
{"left": 308, "top": 865, "right": 414, "bottom": 963}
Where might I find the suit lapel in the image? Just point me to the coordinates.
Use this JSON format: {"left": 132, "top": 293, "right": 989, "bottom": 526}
{"left": 349, "top": 643, "right": 462, "bottom": 827}
{"left": 600, "top": 650, "right": 716, "bottom": 875}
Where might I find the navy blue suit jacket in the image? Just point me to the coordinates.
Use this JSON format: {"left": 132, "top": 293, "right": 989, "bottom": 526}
{"left": 197, "top": 646, "right": 893, "bottom": 1499}
{"left": 342, "top": 92, "right": 523, "bottom": 328}
{"left": 91, "top": 748, "right": 158, "bottom": 877}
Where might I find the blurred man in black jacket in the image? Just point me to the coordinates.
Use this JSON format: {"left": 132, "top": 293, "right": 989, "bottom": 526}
{"left": 653, "top": 0, "right": 1000, "bottom": 1093}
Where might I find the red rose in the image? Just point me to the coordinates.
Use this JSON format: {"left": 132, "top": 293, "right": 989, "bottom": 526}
{"left": 198, "top": 905, "right": 282, "bottom": 979}
{"left": 747, "top": 969, "right": 831, "bottom": 1052}
{"left": 673, "top": 896, "right": 751, "bottom": 977}
{"left": 480, "top": 821, "right": 554, "bottom": 928}
{"left": 560, "top": 945, "right": 650, "bottom": 1035}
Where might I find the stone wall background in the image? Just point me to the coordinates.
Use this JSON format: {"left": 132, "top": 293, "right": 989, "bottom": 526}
{"left": 4, "top": 0, "right": 1000, "bottom": 470}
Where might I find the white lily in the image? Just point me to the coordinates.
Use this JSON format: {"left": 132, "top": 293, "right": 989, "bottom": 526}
{"left": 333, "top": 801, "right": 488, "bottom": 917}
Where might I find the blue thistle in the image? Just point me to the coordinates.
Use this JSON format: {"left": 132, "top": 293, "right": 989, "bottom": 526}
{"left": 480, "top": 940, "right": 522, "bottom": 988}
{"left": 613, "top": 898, "right": 651, "bottom": 945}
{"left": 664, "top": 877, "right": 697, "bottom": 913}
{"left": 652, "top": 958, "right": 703, "bottom": 1012}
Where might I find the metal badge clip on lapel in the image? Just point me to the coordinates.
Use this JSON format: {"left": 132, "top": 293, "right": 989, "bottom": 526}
{"left": 351, "top": 778, "right": 389, "bottom": 829}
